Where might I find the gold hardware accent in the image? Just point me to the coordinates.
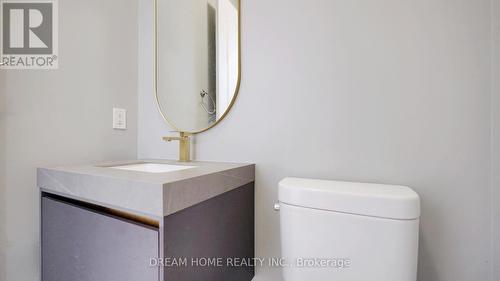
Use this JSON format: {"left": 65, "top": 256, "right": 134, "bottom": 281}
{"left": 106, "top": 208, "right": 159, "bottom": 228}
{"left": 162, "top": 132, "right": 191, "bottom": 162}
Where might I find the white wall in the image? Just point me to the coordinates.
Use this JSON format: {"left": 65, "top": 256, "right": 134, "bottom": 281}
{"left": 139, "top": 1, "right": 492, "bottom": 280}
{"left": 492, "top": 0, "right": 500, "bottom": 279}
{"left": 0, "top": 70, "right": 6, "bottom": 281}
{"left": 0, "top": 0, "right": 139, "bottom": 280}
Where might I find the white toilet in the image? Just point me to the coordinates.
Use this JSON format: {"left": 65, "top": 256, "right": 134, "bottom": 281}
{"left": 277, "top": 177, "right": 420, "bottom": 281}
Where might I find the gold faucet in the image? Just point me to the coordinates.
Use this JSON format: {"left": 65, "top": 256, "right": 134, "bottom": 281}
{"left": 162, "top": 132, "right": 191, "bottom": 162}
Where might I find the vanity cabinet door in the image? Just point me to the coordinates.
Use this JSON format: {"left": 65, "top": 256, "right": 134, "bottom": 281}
{"left": 41, "top": 196, "right": 159, "bottom": 281}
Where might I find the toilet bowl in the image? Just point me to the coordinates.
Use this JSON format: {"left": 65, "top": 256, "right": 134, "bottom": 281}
{"left": 277, "top": 177, "right": 420, "bottom": 281}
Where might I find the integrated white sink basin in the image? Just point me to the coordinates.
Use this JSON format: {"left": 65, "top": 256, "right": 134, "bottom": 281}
{"left": 109, "top": 163, "right": 196, "bottom": 173}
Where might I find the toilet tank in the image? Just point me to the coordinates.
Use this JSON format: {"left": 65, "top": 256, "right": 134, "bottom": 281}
{"left": 278, "top": 178, "right": 420, "bottom": 281}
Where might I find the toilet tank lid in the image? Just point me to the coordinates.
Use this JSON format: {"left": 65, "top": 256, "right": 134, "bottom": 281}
{"left": 279, "top": 178, "right": 420, "bottom": 220}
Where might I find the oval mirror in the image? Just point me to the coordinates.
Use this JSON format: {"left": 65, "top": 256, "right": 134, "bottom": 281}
{"left": 155, "top": 0, "right": 240, "bottom": 133}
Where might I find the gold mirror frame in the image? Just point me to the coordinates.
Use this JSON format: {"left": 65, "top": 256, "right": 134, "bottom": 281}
{"left": 153, "top": 0, "right": 242, "bottom": 134}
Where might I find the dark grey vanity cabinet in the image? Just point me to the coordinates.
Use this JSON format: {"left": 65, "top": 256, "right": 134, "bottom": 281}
{"left": 161, "top": 182, "right": 255, "bottom": 281}
{"left": 41, "top": 196, "right": 159, "bottom": 281}
{"left": 41, "top": 183, "right": 255, "bottom": 281}
{"left": 39, "top": 161, "right": 256, "bottom": 281}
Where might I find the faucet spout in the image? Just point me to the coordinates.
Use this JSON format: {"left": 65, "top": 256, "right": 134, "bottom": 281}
{"left": 162, "top": 132, "right": 191, "bottom": 162}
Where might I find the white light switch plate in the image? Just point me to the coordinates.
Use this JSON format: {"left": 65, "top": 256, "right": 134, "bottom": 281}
{"left": 113, "top": 108, "right": 127, "bottom": 130}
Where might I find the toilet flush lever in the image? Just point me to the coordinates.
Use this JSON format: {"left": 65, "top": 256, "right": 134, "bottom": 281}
{"left": 273, "top": 203, "right": 280, "bottom": 211}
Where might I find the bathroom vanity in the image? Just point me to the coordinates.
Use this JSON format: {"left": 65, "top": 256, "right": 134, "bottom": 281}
{"left": 38, "top": 0, "right": 250, "bottom": 279}
{"left": 38, "top": 160, "right": 255, "bottom": 281}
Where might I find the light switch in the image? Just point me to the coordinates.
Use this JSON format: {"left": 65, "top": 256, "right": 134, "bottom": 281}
{"left": 113, "top": 108, "right": 127, "bottom": 130}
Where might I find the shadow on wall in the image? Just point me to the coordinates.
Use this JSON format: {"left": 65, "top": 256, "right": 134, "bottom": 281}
{"left": 417, "top": 227, "right": 439, "bottom": 281}
{"left": 0, "top": 71, "right": 6, "bottom": 281}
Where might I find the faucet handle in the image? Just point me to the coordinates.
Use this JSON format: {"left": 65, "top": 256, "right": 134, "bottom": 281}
{"left": 162, "top": 131, "right": 191, "bottom": 162}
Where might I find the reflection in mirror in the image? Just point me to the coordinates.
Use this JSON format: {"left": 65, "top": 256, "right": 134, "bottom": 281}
{"left": 156, "top": 0, "right": 240, "bottom": 133}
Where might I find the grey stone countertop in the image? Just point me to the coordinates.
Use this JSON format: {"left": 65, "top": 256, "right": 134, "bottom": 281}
{"left": 37, "top": 159, "right": 255, "bottom": 218}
